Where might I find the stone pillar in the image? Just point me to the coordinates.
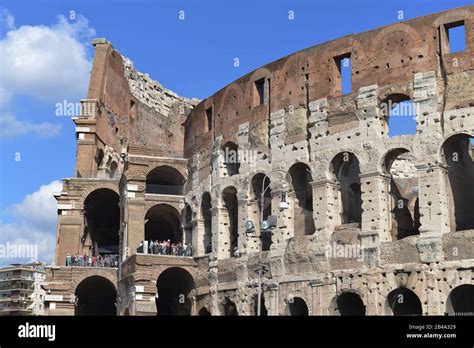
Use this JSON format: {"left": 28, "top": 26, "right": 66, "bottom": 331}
{"left": 308, "top": 98, "right": 328, "bottom": 161}
{"left": 126, "top": 199, "right": 145, "bottom": 257}
{"left": 211, "top": 199, "right": 229, "bottom": 260}
{"left": 416, "top": 163, "right": 450, "bottom": 262}
{"left": 245, "top": 198, "right": 261, "bottom": 253}
{"left": 270, "top": 189, "right": 293, "bottom": 249}
{"left": 360, "top": 172, "right": 391, "bottom": 241}
{"left": 193, "top": 219, "right": 206, "bottom": 256}
{"left": 55, "top": 210, "right": 83, "bottom": 266}
{"left": 236, "top": 192, "right": 248, "bottom": 254}
{"left": 265, "top": 283, "right": 279, "bottom": 315}
{"left": 311, "top": 179, "right": 341, "bottom": 243}
{"left": 309, "top": 279, "right": 324, "bottom": 315}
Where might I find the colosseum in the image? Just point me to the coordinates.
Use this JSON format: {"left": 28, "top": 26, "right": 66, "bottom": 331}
{"left": 43, "top": 6, "right": 474, "bottom": 316}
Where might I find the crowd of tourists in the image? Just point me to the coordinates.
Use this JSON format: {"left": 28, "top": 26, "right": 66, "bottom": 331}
{"left": 137, "top": 240, "right": 192, "bottom": 256}
{"left": 65, "top": 253, "right": 119, "bottom": 267}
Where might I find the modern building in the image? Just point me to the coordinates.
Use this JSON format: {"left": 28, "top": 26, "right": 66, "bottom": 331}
{"left": 43, "top": 6, "right": 474, "bottom": 316}
{"left": 0, "top": 263, "right": 46, "bottom": 316}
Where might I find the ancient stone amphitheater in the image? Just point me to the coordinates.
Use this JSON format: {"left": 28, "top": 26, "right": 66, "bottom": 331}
{"left": 44, "top": 6, "right": 474, "bottom": 316}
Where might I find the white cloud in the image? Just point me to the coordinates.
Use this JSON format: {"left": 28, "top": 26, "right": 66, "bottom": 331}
{"left": 0, "top": 8, "right": 15, "bottom": 31}
{"left": 0, "top": 11, "right": 95, "bottom": 139}
{"left": 0, "top": 13, "right": 95, "bottom": 103}
{"left": 0, "top": 180, "right": 63, "bottom": 266}
{"left": 0, "top": 112, "right": 61, "bottom": 139}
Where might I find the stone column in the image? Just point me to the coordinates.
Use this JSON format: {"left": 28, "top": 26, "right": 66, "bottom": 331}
{"left": 416, "top": 163, "right": 450, "bottom": 262}
{"left": 265, "top": 283, "right": 279, "bottom": 315}
{"left": 211, "top": 197, "right": 229, "bottom": 260}
{"left": 359, "top": 172, "right": 391, "bottom": 267}
{"left": 237, "top": 192, "right": 249, "bottom": 254}
{"left": 245, "top": 198, "right": 261, "bottom": 253}
{"left": 269, "top": 189, "right": 293, "bottom": 249}
{"left": 309, "top": 279, "right": 324, "bottom": 315}
{"left": 193, "top": 219, "right": 206, "bottom": 256}
{"left": 311, "top": 179, "right": 341, "bottom": 243}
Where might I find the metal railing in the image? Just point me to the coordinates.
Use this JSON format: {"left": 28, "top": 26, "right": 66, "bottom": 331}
{"left": 145, "top": 184, "right": 183, "bottom": 195}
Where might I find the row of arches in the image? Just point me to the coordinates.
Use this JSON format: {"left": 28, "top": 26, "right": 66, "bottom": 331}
{"left": 79, "top": 133, "right": 472, "bottom": 259}
{"left": 72, "top": 268, "right": 474, "bottom": 316}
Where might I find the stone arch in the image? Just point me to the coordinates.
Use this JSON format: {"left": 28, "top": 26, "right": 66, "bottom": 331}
{"left": 385, "top": 287, "right": 422, "bottom": 316}
{"left": 329, "top": 151, "right": 362, "bottom": 225}
{"left": 446, "top": 284, "right": 474, "bottom": 316}
{"left": 288, "top": 162, "right": 314, "bottom": 236}
{"left": 330, "top": 290, "right": 366, "bottom": 316}
{"left": 74, "top": 275, "right": 117, "bottom": 316}
{"left": 222, "top": 186, "right": 239, "bottom": 257}
{"left": 155, "top": 267, "right": 195, "bottom": 315}
{"left": 198, "top": 307, "right": 211, "bottom": 316}
{"left": 83, "top": 188, "right": 120, "bottom": 256}
{"left": 378, "top": 93, "right": 417, "bottom": 137}
{"left": 145, "top": 203, "right": 183, "bottom": 247}
{"left": 382, "top": 147, "right": 420, "bottom": 240}
{"left": 141, "top": 162, "right": 187, "bottom": 181}
{"left": 146, "top": 165, "right": 185, "bottom": 195}
{"left": 200, "top": 192, "right": 213, "bottom": 254}
{"left": 221, "top": 141, "right": 240, "bottom": 176}
{"left": 78, "top": 182, "right": 119, "bottom": 207}
{"left": 371, "top": 23, "right": 425, "bottom": 65}
{"left": 223, "top": 298, "right": 239, "bottom": 316}
{"left": 284, "top": 296, "right": 309, "bottom": 316}
{"left": 71, "top": 269, "right": 117, "bottom": 294}
{"left": 439, "top": 132, "right": 474, "bottom": 231}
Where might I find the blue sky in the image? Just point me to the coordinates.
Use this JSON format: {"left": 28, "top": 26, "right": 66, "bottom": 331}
{"left": 0, "top": 0, "right": 471, "bottom": 265}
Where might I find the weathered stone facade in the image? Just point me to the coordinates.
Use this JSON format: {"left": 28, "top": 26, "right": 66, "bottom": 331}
{"left": 44, "top": 6, "right": 474, "bottom": 316}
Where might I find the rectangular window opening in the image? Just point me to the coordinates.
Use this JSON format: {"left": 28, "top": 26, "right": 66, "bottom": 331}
{"left": 444, "top": 21, "right": 466, "bottom": 53}
{"left": 205, "top": 107, "right": 213, "bottom": 132}
{"left": 254, "top": 78, "right": 265, "bottom": 106}
{"left": 335, "top": 54, "right": 352, "bottom": 95}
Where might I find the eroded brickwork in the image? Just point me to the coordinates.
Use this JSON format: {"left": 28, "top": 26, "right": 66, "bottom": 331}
{"left": 45, "top": 6, "right": 474, "bottom": 316}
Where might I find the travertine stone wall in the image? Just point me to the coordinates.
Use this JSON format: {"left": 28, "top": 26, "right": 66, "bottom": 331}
{"left": 48, "top": 6, "right": 474, "bottom": 316}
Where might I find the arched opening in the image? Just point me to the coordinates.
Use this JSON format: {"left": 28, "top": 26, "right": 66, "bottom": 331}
{"left": 330, "top": 152, "right": 362, "bottom": 225}
{"left": 386, "top": 288, "right": 422, "bottom": 316}
{"left": 75, "top": 276, "right": 116, "bottom": 316}
{"left": 146, "top": 166, "right": 185, "bottom": 195}
{"left": 109, "top": 161, "right": 118, "bottom": 178}
{"left": 145, "top": 204, "right": 182, "bottom": 251}
{"left": 222, "top": 186, "right": 239, "bottom": 257}
{"left": 222, "top": 142, "right": 240, "bottom": 176}
{"left": 383, "top": 148, "right": 420, "bottom": 240}
{"left": 201, "top": 193, "right": 213, "bottom": 254}
{"left": 84, "top": 189, "right": 120, "bottom": 256}
{"left": 182, "top": 204, "right": 193, "bottom": 252}
{"left": 446, "top": 284, "right": 474, "bottom": 316}
{"left": 223, "top": 299, "right": 238, "bottom": 316}
{"left": 156, "top": 267, "right": 194, "bottom": 315}
{"left": 285, "top": 297, "right": 309, "bottom": 316}
{"left": 442, "top": 134, "right": 474, "bottom": 231}
{"left": 381, "top": 94, "right": 417, "bottom": 137}
{"left": 123, "top": 308, "right": 130, "bottom": 316}
{"left": 198, "top": 307, "right": 211, "bottom": 316}
{"left": 335, "top": 292, "right": 366, "bottom": 316}
{"left": 289, "top": 163, "right": 314, "bottom": 236}
{"left": 252, "top": 173, "right": 272, "bottom": 250}
{"left": 253, "top": 294, "right": 268, "bottom": 316}
{"left": 95, "top": 148, "right": 104, "bottom": 169}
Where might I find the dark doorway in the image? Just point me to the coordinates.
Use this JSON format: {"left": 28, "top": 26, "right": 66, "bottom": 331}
{"left": 156, "top": 267, "right": 194, "bottom": 315}
{"left": 75, "top": 276, "right": 116, "bottom": 316}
